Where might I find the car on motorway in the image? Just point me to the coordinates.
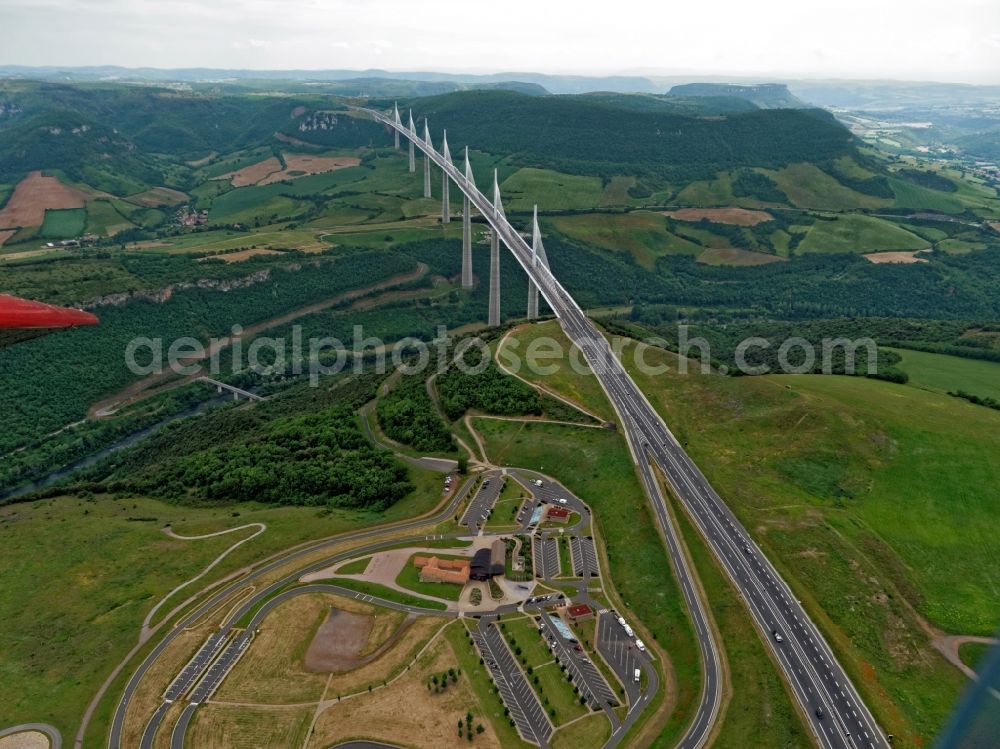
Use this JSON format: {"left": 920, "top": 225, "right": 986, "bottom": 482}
{"left": 532, "top": 479, "right": 543, "bottom": 487}
{"left": 634, "top": 668, "right": 641, "bottom": 683}
{"left": 635, "top": 639, "right": 646, "bottom": 652}
{"left": 815, "top": 706, "right": 824, "bottom": 719}
{"left": 773, "top": 630, "right": 784, "bottom": 643}
{"left": 556, "top": 497, "right": 568, "bottom": 505}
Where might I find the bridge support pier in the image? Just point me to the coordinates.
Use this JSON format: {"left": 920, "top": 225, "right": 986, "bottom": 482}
{"left": 424, "top": 154, "right": 432, "bottom": 198}
{"left": 489, "top": 228, "right": 500, "bottom": 326}
{"left": 442, "top": 173, "right": 450, "bottom": 222}
{"left": 527, "top": 205, "right": 549, "bottom": 320}
{"left": 408, "top": 140, "right": 415, "bottom": 173}
{"left": 462, "top": 196, "right": 472, "bottom": 287}
{"left": 392, "top": 102, "right": 401, "bottom": 150}
{"left": 461, "top": 147, "right": 475, "bottom": 289}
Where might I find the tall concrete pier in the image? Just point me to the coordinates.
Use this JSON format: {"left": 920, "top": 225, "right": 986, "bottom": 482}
{"left": 440, "top": 130, "right": 452, "bottom": 223}
{"left": 462, "top": 147, "right": 474, "bottom": 289}
{"left": 489, "top": 169, "right": 503, "bottom": 326}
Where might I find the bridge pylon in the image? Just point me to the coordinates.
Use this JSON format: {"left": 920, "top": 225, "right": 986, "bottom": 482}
{"left": 489, "top": 169, "right": 503, "bottom": 326}
{"left": 392, "top": 102, "right": 401, "bottom": 150}
{"left": 423, "top": 119, "right": 433, "bottom": 199}
{"left": 527, "top": 205, "right": 550, "bottom": 320}
{"left": 407, "top": 110, "right": 416, "bottom": 172}
{"left": 462, "top": 147, "right": 475, "bottom": 289}
{"left": 441, "top": 130, "right": 452, "bottom": 223}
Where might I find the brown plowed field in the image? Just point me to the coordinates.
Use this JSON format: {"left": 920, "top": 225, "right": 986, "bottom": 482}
{"left": 220, "top": 154, "right": 360, "bottom": 187}
{"left": 663, "top": 207, "right": 774, "bottom": 226}
{"left": 0, "top": 171, "right": 88, "bottom": 229}
{"left": 863, "top": 251, "right": 929, "bottom": 264}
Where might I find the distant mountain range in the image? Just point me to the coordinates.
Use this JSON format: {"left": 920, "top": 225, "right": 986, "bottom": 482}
{"left": 666, "top": 83, "right": 807, "bottom": 109}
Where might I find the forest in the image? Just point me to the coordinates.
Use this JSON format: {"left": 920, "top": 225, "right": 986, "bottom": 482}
{"left": 73, "top": 372, "right": 412, "bottom": 510}
{"left": 408, "top": 90, "right": 854, "bottom": 182}
{"left": 435, "top": 345, "right": 542, "bottom": 421}
{"left": 376, "top": 369, "right": 455, "bottom": 453}
{"left": 0, "top": 250, "right": 416, "bottom": 457}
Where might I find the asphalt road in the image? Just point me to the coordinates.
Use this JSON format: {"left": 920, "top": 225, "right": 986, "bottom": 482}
{"left": 109, "top": 475, "right": 479, "bottom": 749}
{"left": 119, "top": 460, "right": 655, "bottom": 749}
{"left": 366, "top": 107, "right": 889, "bottom": 749}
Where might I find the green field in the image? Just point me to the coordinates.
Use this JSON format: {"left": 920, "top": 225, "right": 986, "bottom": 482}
{"left": 796, "top": 214, "right": 930, "bottom": 254}
{"left": 85, "top": 199, "right": 135, "bottom": 236}
{"left": 674, "top": 172, "right": 735, "bottom": 206}
{"left": 330, "top": 576, "right": 449, "bottom": 610}
{"left": 619, "top": 340, "right": 990, "bottom": 744}
{"left": 548, "top": 212, "right": 701, "bottom": 269}
{"left": 500, "top": 167, "right": 604, "bottom": 211}
{"left": 39, "top": 208, "right": 87, "bottom": 238}
{"left": 337, "top": 556, "right": 371, "bottom": 575}
{"left": 889, "top": 347, "right": 1000, "bottom": 401}
{"left": 958, "top": 642, "right": 993, "bottom": 672}
{"left": 501, "top": 615, "right": 553, "bottom": 669}
{"left": 766, "top": 163, "right": 892, "bottom": 211}
{"left": 0, "top": 463, "right": 449, "bottom": 742}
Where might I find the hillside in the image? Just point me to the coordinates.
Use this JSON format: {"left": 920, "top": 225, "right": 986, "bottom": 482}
{"left": 667, "top": 82, "right": 807, "bottom": 108}
{"left": 408, "top": 90, "right": 854, "bottom": 181}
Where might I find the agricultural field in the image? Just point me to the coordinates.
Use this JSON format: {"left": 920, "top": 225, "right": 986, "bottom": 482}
{"left": 662, "top": 207, "right": 774, "bottom": 226}
{"left": 547, "top": 212, "right": 701, "bottom": 268}
{"left": 766, "top": 163, "right": 892, "bottom": 211}
{"left": 500, "top": 167, "right": 604, "bottom": 211}
{"left": 888, "top": 347, "right": 1000, "bottom": 401}
{"left": 85, "top": 199, "right": 134, "bottom": 236}
{"left": 696, "top": 247, "right": 785, "bottom": 265}
{"left": 39, "top": 207, "right": 87, "bottom": 238}
{"left": 0, "top": 171, "right": 88, "bottom": 230}
{"left": 795, "top": 214, "right": 930, "bottom": 254}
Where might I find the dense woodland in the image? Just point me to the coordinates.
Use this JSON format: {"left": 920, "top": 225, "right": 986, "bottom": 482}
{"left": 376, "top": 369, "right": 455, "bottom": 453}
{"left": 0, "top": 250, "right": 415, "bottom": 456}
{"left": 409, "top": 90, "right": 854, "bottom": 182}
{"left": 73, "top": 373, "right": 413, "bottom": 509}
{"left": 436, "top": 346, "right": 542, "bottom": 421}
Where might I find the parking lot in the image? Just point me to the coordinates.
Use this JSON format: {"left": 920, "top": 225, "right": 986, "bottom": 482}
{"left": 595, "top": 610, "right": 648, "bottom": 705}
{"left": 533, "top": 535, "right": 561, "bottom": 579}
{"left": 569, "top": 535, "right": 600, "bottom": 578}
{"left": 164, "top": 632, "right": 228, "bottom": 700}
{"left": 473, "top": 621, "right": 553, "bottom": 745}
{"left": 460, "top": 471, "right": 503, "bottom": 533}
{"left": 188, "top": 632, "right": 251, "bottom": 703}
{"left": 542, "top": 612, "right": 618, "bottom": 710}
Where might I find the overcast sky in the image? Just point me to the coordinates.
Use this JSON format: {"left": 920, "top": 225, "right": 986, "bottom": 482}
{"left": 2, "top": 0, "right": 999, "bottom": 83}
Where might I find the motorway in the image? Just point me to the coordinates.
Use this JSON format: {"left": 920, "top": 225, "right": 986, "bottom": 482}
{"left": 364, "top": 106, "right": 889, "bottom": 749}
